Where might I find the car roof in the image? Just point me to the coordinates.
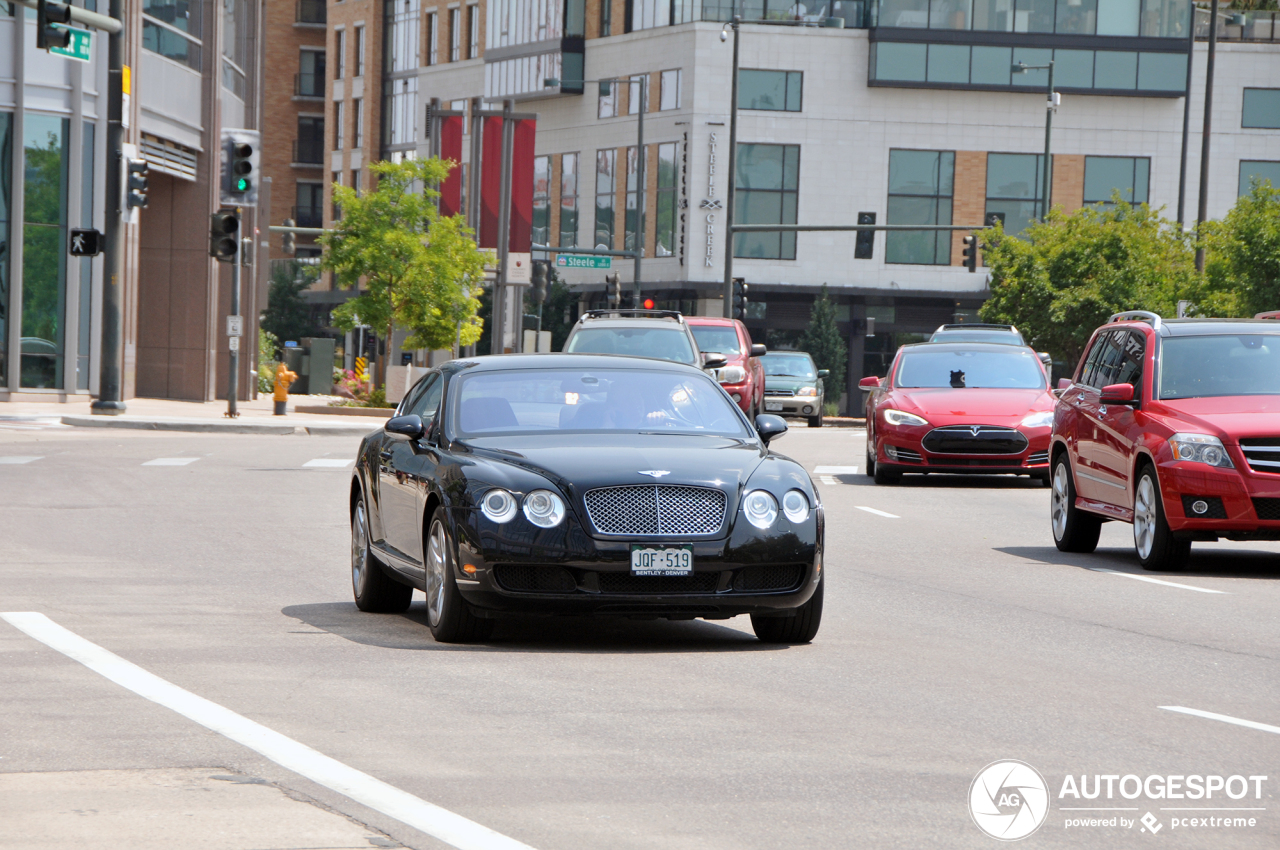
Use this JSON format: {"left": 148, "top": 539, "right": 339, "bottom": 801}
{"left": 685, "top": 316, "right": 737, "bottom": 326}
{"left": 570, "top": 318, "right": 691, "bottom": 330}
{"left": 899, "top": 341, "right": 1037, "bottom": 354}
{"left": 440, "top": 353, "right": 708, "bottom": 376}
{"left": 933, "top": 323, "right": 1017, "bottom": 332}
{"left": 1106, "top": 317, "right": 1280, "bottom": 338}
{"left": 762, "top": 350, "right": 813, "bottom": 358}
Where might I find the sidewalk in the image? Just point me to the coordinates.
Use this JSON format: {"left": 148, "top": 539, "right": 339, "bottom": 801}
{"left": 0, "top": 395, "right": 385, "bottom": 437}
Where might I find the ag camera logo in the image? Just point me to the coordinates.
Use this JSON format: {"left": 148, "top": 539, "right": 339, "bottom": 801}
{"left": 969, "top": 760, "right": 1050, "bottom": 841}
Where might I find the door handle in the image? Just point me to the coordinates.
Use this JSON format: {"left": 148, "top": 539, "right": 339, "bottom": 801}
{"left": 1099, "top": 406, "right": 1108, "bottom": 416}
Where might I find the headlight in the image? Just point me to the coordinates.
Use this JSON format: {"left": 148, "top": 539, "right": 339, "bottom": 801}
{"left": 782, "top": 489, "right": 809, "bottom": 523}
{"left": 883, "top": 409, "right": 928, "bottom": 427}
{"left": 1020, "top": 410, "right": 1055, "bottom": 429}
{"left": 480, "top": 489, "right": 518, "bottom": 523}
{"left": 742, "top": 489, "right": 778, "bottom": 529}
{"left": 1169, "top": 433, "right": 1234, "bottom": 469}
{"left": 522, "top": 489, "right": 566, "bottom": 527}
{"left": 795, "top": 386, "right": 819, "bottom": 397}
{"left": 718, "top": 365, "right": 746, "bottom": 384}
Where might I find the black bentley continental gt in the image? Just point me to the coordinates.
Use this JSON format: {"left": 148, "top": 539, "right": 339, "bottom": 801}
{"left": 349, "top": 354, "right": 824, "bottom": 643}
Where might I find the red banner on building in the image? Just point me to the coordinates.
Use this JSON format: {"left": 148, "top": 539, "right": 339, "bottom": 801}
{"left": 479, "top": 116, "right": 536, "bottom": 253}
{"left": 438, "top": 115, "right": 464, "bottom": 218}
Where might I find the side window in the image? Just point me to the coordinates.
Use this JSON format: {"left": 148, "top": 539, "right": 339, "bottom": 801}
{"left": 1112, "top": 331, "right": 1145, "bottom": 390}
{"left": 1089, "top": 335, "right": 1125, "bottom": 389}
{"left": 398, "top": 375, "right": 430, "bottom": 416}
{"left": 1077, "top": 334, "right": 1109, "bottom": 386}
{"left": 406, "top": 374, "right": 442, "bottom": 419}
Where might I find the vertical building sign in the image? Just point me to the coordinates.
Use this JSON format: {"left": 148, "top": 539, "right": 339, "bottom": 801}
{"left": 699, "top": 132, "right": 723, "bottom": 268}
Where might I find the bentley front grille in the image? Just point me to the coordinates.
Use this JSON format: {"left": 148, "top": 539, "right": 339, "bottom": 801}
{"left": 583, "top": 485, "right": 727, "bottom": 536}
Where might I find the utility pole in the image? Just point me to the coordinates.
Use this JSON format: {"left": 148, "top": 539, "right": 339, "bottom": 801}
{"left": 1195, "top": 0, "right": 1219, "bottom": 272}
{"left": 1176, "top": 6, "right": 1197, "bottom": 225}
{"left": 493, "top": 98, "right": 515, "bottom": 354}
{"left": 227, "top": 215, "right": 243, "bottom": 418}
{"left": 721, "top": 16, "right": 741, "bottom": 319}
{"left": 1014, "top": 60, "right": 1056, "bottom": 218}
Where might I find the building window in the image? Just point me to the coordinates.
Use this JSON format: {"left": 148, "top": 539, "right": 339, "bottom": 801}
{"left": 1243, "top": 88, "right": 1280, "bottom": 129}
{"left": 385, "top": 0, "right": 420, "bottom": 74}
{"left": 600, "top": 0, "right": 610, "bottom": 36}
{"left": 468, "top": 4, "right": 479, "bottom": 58}
{"left": 598, "top": 81, "right": 617, "bottom": 118}
{"left": 660, "top": 69, "right": 681, "bottom": 110}
{"left": 296, "top": 116, "right": 324, "bottom": 163}
{"left": 594, "top": 149, "right": 616, "bottom": 250}
{"left": 20, "top": 114, "right": 71, "bottom": 388}
{"left": 332, "top": 171, "right": 343, "bottom": 220}
{"left": 142, "top": 0, "right": 203, "bottom": 70}
{"left": 334, "top": 101, "right": 344, "bottom": 150}
{"left": 560, "top": 152, "right": 579, "bottom": 248}
{"left": 295, "top": 181, "right": 324, "bottom": 228}
{"left": 533, "top": 155, "right": 550, "bottom": 246}
{"left": 738, "top": 70, "right": 802, "bottom": 112}
{"left": 449, "top": 8, "right": 460, "bottom": 61}
{"left": 1084, "top": 156, "right": 1150, "bottom": 207}
{"left": 886, "top": 149, "right": 954, "bottom": 265}
{"left": 1239, "top": 161, "right": 1280, "bottom": 197}
{"left": 881, "top": 0, "right": 1191, "bottom": 37}
{"left": 630, "top": 0, "right": 669, "bottom": 30}
{"left": 0, "top": 113, "right": 9, "bottom": 387}
{"left": 352, "top": 98, "right": 363, "bottom": 148}
{"left": 351, "top": 168, "right": 361, "bottom": 193}
{"left": 382, "top": 77, "right": 418, "bottom": 148}
{"left": 656, "top": 142, "right": 678, "bottom": 258}
{"left": 298, "top": 48, "right": 325, "bottom": 97}
{"left": 355, "top": 25, "right": 365, "bottom": 76}
{"left": 625, "top": 146, "right": 641, "bottom": 252}
{"left": 985, "top": 152, "right": 1049, "bottom": 237}
{"left": 334, "top": 28, "right": 345, "bottom": 79}
{"left": 427, "top": 13, "right": 438, "bottom": 65}
{"left": 627, "top": 75, "right": 647, "bottom": 115}
{"left": 733, "top": 143, "right": 800, "bottom": 261}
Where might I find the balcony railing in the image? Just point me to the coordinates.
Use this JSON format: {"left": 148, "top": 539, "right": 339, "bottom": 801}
{"left": 292, "top": 206, "right": 324, "bottom": 228}
{"left": 1196, "top": 8, "right": 1279, "bottom": 42}
{"left": 296, "top": 0, "right": 325, "bottom": 24}
{"left": 293, "top": 138, "right": 325, "bottom": 164}
{"left": 699, "top": 0, "right": 869, "bottom": 27}
{"left": 295, "top": 72, "right": 324, "bottom": 98}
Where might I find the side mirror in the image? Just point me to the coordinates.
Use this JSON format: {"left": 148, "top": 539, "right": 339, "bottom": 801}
{"left": 1100, "top": 383, "right": 1138, "bottom": 405}
{"left": 859, "top": 376, "right": 882, "bottom": 390}
{"left": 817, "top": 369, "right": 830, "bottom": 379}
{"left": 754, "top": 413, "right": 788, "bottom": 445}
{"left": 1057, "top": 378, "right": 1072, "bottom": 391}
{"left": 701, "top": 352, "right": 728, "bottom": 370}
{"left": 384, "top": 413, "right": 426, "bottom": 441}
{"left": 750, "top": 343, "right": 767, "bottom": 357}
{"left": 1038, "top": 352, "right": 1052, "bottom": 367}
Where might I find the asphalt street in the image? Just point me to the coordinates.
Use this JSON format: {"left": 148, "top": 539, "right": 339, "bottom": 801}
{"left": 1, "top": 423, "right": 1277, "bottom": 849}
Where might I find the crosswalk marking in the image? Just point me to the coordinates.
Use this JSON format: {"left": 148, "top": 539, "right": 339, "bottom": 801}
{"left": 0, "top": 456, "right": 43, "bottom": 464}
{"left": 813, "top": 466, "right": 859, "bottom": 475}
{"left": 303, "top": 458, "right": 354, "bottom": 468}
{"left": 855, "top": 506, "right": 900, "bottom": 519}
{"left": 142, "top": 457, "right": 199, "bottom": 466}
{"left": 819, "top": 475, "right": 839, "bottom": 486}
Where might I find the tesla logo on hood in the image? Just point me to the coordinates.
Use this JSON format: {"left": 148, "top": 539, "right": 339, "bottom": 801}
{"left": 638, "top": 470, "right": 671, "bottom": 478}
{"left": 970, "top": 426, "right": 982, "bottom": 436}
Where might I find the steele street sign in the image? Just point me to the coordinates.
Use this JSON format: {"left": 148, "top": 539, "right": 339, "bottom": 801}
{"left": 50, "top": 25, "right": 92, "bottom": 63}
{"left": 69, "top": 228, "right": 102, "bottom": 256}
{"left": 556, "top": 254, "right": 612, "bottom": 270}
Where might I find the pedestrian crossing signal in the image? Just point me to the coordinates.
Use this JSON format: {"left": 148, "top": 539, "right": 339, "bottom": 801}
{"left": 209, "top": 209, "right": 240, "bottom": 263}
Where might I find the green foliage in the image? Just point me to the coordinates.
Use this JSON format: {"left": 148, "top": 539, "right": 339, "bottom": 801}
{"left": 1200, "top": 181, "right": 1280, "bottom": 317}
{"left": 261, "top": 261, "right": 319, "bottom": 344}
{"left": 799, "top": 284, "right": 847, "bottom": 402}
{"left": 257, "top": 329, "right": 279, "bottom": 394}
{"left": 320, "top": 158, "right": 487, "bottom": 388}
{"left": 979, "top": 199, "right": 1198, "bottom": 367}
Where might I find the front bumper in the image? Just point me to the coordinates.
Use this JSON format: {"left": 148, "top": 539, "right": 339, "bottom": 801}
{"left": 763, "top": 395, "right": 821, "bottom": 418}
{"left": 720, "top": 380, "right": 754, "bottom": 414}
{"left": 1159, "top": 459, "right": 1280, "bottom": 541}
{"left": 877, "top": 430, "right": 1051, "bottom": 476}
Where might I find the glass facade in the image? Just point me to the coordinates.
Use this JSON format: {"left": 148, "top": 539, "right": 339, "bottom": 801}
{"left": 532, "top": 155, "right": 550, "bottom": 246}
{"left": 886, "top": 149, "right": 954, "bottom": 265}
{"left": 560, "top": 153, "right": 578, "bottom": 248}
{"left": 656, "top": 143, "right": 678, "bottom": 258}
{"left": 739, "top": 70, "right": 803, "bottom": 111}
{"left": 1083, "top": 155, "right": 1149, "bottom": 206}
{"left": 0, "top": 112, "right": 10, "bottom": 387}
{"left": 733, "top": 144, "right": 800, "bottom": 261}
{"left": 22, "top": 115, "right": 71, "bottom": 389}
{"left": 986, "top": 152, "right": 1048, "bottom": 235}
{"left": 876, "top": 0, "right": 1191, "bottom": 37}
{"left": 625, "top": 146, "right": 640, "bottom": 252}
{"left": 594, "top": 149, "right": 615, "bottom": 250}
{"left": 1239, "top": 161, "right": 1280, "bottom": 197}
{"left": 77, "top": 121, "right": 95, "bottom": 390}
{"left": 142, "top": 0, "right": 202, "bottom": 70}
{"left": 1242, "top": 88, "right": 1280, "bottom": 129}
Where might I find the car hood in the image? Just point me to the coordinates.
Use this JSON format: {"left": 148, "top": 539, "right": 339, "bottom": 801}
{"left": 888, "top": 387, "right": 1054, "bottom": 424}
{"left": 765, "top": 376, "right": 817, "bottom": 392}
{"left": 1149, "top": 397, "right": 1280, "bottom": 442}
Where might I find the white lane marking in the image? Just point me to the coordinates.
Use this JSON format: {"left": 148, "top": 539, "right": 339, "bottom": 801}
{"left": 818, "top": 476, "right": 838, "bottom": 486}
{"left": 0, "top": 456, "right": 43, "bottom": 464}
{"left": 813, "top": 466, "right": 858, "bottom": 475}
{"left": 1159, "top": 706, "right": 1280, "bottom": 736}
{"left": 303, "top": 458, "right": 355, "bottom": 468}
{"left": 1086, "top": 568, "right": 1226, "bottom": 594}
{"left": 0, "top": 612, "right": 537, "bottom": 850}
{"left": 142, "top": 457, "right": 199, "bottom": 466}
{"left": 855, "top": 506, "right": 900, "bottom": 519}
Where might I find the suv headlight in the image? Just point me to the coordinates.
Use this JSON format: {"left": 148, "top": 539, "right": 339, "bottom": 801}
{"left": 1169, "top": 434, "right": 1234, "bottom": 469}
{"left": 480, "top": 489, "right": 518, "bottom": 522}
{"left": 883, "top": 409, "right": 928, "bottom": 427}
{"left": 718, "top": 365, "right": 746, "bottom": 384}
{"left": 795, "top": 386, "right": 818, "bottom": 397}
{"left": 742, "top": 489, "right": 778, "bottom": 529}
{"left": 1020, "top": 410, "right": 1055, "bottom": 429}
{"left": 522, "top": 490, "right": 567, "bottom": 527}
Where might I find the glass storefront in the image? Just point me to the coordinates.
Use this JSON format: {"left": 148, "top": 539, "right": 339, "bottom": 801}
{"left": 21, "top": 114, "right": 70, "bottom": 389}
{"left": 0, "top": 112, "right": 11, "bottom": 388}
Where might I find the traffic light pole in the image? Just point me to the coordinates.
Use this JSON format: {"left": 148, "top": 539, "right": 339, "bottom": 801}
{"left": 227, "top": 225, "right": 241, "bottom": 419}
{"left": 721, "top": 16, "right": 741, "bottom": 320}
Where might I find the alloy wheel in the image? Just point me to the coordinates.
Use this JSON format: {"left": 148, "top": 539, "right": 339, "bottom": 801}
{"left": 1051, "top": 463, "right": 1070, "bottom": 541}
{"left": 426, "top": 520, "right": 448, "bottom": 627}
{"left": 351, "top": 501, "right": 369, "bottom": 596}
{"left": 1134, "top": 475, "right": 1157, "bottom": 560}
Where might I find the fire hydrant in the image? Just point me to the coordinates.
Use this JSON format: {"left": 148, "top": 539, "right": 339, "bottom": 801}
{"left": 273, "top": 362, "right": 298, "bottom": 415}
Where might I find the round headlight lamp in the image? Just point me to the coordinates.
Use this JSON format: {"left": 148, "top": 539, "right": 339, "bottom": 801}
{"left": 782, "top": 489, "right": 810, "bottom": 523}
{"left": 742, "top": 489, "right": 779, "bottom": 529}
{"left": 522, "top": 490, "right": 567, "bottom": 528}
{"left": 480, "top": 489, "right": 518, "bottom": 523}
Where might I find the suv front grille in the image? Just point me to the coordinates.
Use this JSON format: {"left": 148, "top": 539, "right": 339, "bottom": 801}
{"left": 1240, "top": 439, "right": 1280, "bottom": 474}
{"left": 764, "top": 389, "right": 795, "bottom": 397}
{"left": 583, "top": 485, "right": 726, "bottom": 536}
{"left": 921, "top": 425, "right": 1029, "bottom": 455}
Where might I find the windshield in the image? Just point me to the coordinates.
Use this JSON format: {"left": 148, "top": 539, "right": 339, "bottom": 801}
{"left": 896, "top": 348, "right": 1046, "bottom": 389}
{"left": 930, "top": 331, "right": 1023, "bottom": 346}
{"left": 689, "top": 326, "right": 742, "bottom": 356}
{"left": 761, "top": 354, "right": 816, "bottom": 379}
{"left": 565, "top": 327, "right": 696, "bottom": 364}
{"left": 452, "top": 369, "right": 750, "bottom": 437}
{"left": 1159, "top": 334, "right": 1280, "bottom": 399}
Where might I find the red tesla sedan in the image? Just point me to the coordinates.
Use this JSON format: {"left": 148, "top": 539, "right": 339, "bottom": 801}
{"left": 861, "top": 342, "right": 1056, "bottom": 485}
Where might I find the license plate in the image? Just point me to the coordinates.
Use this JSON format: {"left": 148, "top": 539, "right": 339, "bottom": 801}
{"left": 630, "top": 544, "right": 693, "bottom": 576}
{"left": 765, "top": 401, "right": 784, "bottom": 411}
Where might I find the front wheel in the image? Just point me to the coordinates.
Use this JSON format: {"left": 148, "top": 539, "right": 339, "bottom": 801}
{"left": 751, "top": 576, "right": 823, "bottom": 643}
{"left": 352, "top": 495, "right": 413, "bottom": 613}
{"left": 1133, "top": 466, "right": 1191, "bottom": 571}
{"left": 425, "top": 509, "right": 495, "bottom": 643}
{"left": 873, "top": 462, "right": 901, "bottom": 485}
{"left": 807, "top": 408, "right": 823, "bottom": 428}
{"left": 1051, "top": 457, "right": 1102, "bottom": 553}
{"left": 864, "top": 432, "right": 877, "bottom": 477}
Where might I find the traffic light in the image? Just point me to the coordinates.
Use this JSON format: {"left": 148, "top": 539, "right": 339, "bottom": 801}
{"left": 282, "top": 218, "right": 296, "bottom": 256}
{"left": 642, "top": 298, "right": 655, "bottom": 310}
{"left": 209, "top": 209, "right": 240, "bottom": 263}
{"left": 606, "top": 273, "right": 621, "bottom": 307}
{"left": 961, "top": 235, "right": 978, "bottom": 273}
{"left": 229, "top": 141, "right": 254, "bottom": 196}
{"left": 732, "top": 277, "right": 748, "bottom": 320}
{"left": 37, "top": 0, "right": 73, "bottom": 50}
{"left": 531, "top": 260, "right": 549, "bottom": 304}
{"left": 855, "top": 211, "right": 876, "bottom": 260}
{"left": 125, "top": 159, "right": 149, "bottom": 210}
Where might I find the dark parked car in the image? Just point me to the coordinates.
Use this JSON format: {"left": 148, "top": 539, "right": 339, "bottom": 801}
{"left": 349, "top": 354, "right": 825, "bottom": 643}
{"left": 562, "top": 309, "right": 724, "bottom": 373}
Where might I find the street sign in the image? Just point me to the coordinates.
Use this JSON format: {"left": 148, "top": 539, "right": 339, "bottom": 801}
{"left": 49, "top": 25, "right": 91, "bottom": 63}
{"left": 508, "top": 252, "right": 532, "bottom": 283}
{"left": 556, "top": 254, "right": 612, "bottom": 270}
{"left": 226, "top": 316, "right": 243, "bottom": 337}
{"left": 228, "top": 336, "right": 240, "bottom": 352}
{"left": 69, "top": 228, "right": 102, "bottom": 256}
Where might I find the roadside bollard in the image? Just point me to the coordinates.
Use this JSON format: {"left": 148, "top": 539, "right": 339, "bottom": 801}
{"left": 273, "top": 362, "right": 298, "bottom": 415}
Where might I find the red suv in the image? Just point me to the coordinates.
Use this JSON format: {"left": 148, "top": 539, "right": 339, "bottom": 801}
{"left": 686, "top": 317, "right": 767, "bottom": 417}
{"left": 1050, "top": 311, "right": 1280, "bottom": 570}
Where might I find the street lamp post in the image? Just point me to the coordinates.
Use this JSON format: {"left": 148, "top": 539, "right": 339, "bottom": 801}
{"left": 721, "top": 16, "right": 741, "bottom": 319}
{"left": 1013, "top": 60, "right": 1057, "bottom": 219}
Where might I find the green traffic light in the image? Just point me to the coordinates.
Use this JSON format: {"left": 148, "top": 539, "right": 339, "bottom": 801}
{"left": 236, "top": 177, "right": 250, "bottom": 192}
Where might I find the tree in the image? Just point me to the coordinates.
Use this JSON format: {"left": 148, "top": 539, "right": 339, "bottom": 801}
{"left": 979, "top": 200, "right": 1198, "bottom": 367}
{"left": 319, "top": 158, "right": 487, "bottom": 389}
{"left": 260, "top": 261, "right": 319, "bottom": 344}
{"left": 1201, "top": 180, "right": 1280, "bottom": 317}
{"left": 799, "top": 284, "right": 847, "bottom": 408}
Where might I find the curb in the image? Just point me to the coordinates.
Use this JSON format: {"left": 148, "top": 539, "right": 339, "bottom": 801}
{"left": 293, "top": 404, "right": 395, "bottom": 418}
{"left": 60, "top": 415, "right": 376, "bottom": 438}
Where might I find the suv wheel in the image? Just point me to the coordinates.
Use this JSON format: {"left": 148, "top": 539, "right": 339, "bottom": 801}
{"left": 1133, "top": 465, "right": 1191, "bottom": 571}
{"left": 1050, "top": 456, "right": 1101, "bottom": 553}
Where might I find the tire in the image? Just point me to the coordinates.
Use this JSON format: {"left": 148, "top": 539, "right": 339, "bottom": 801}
{"left": 865, "top": 436, "right": 877, "bottom": 477}
{"left": 1037, "top": 474, "right": 1052, "bottom": 488}
{"left": 807, "top": 408, "right": 823, "bottom": 428}
{"left": 874, "top": 462, "right": 901, "bottom": 485}
{"left": 1133, "top": 465, "right": 1191, "bottom": 571}
{"left": 1050, "top": 456, "right": 1102, "bottom": 553}
{"left": 424, "top": 508, "right": 494, "bottom": 643}
{"left": 751, "top": 575, "right": 823, "bottom": 643}
{"left": 351, "top": 495, "right": 413, "bottom": 613}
